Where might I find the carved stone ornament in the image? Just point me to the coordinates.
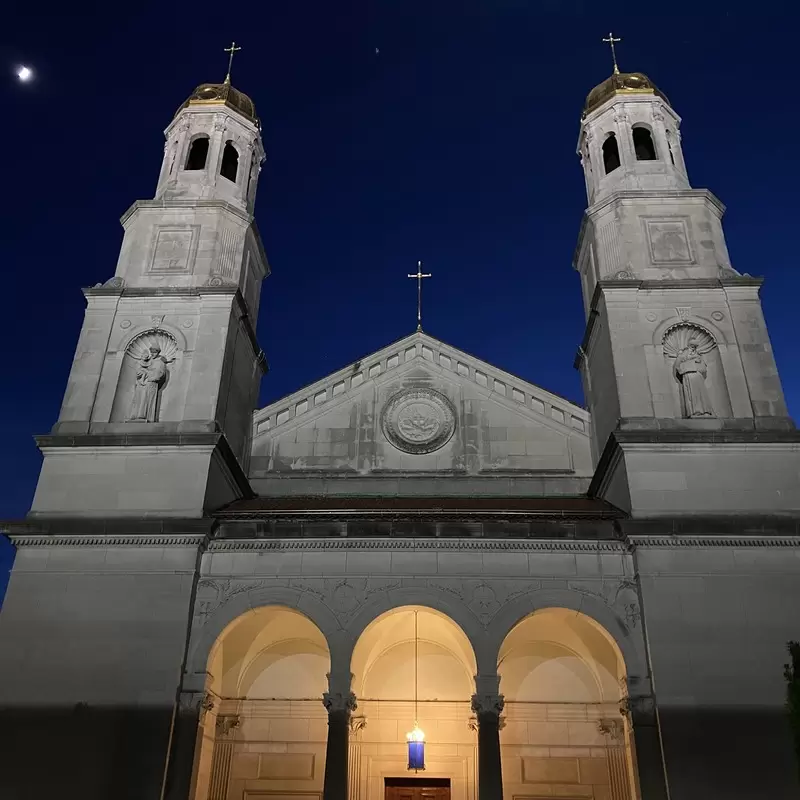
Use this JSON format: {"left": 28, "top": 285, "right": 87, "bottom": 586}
{"left": 200, "top": 693, "right": 216, "bottom": 721}
{"left": 471, "top": 692, "right": 505, "bottom": 717}
{"left": 215, "top": 714, "right": 240, "bottom": 737}
{"left": 597, "top": 718, "right": 624, "bottom": 742}
{"left": 381, "top": 387, "right": 457, "bottom": 454}
{"left": 349, "top": 715, "right": 367, "bottom": 735}
{"left": 103, "top": 276, "right": 125, "bottom": 288}
{"left": 323, "top": 691, "right": 357, "bottom": 715}
{"left": 206, "top": 275, "right": 235, "bottom": 287}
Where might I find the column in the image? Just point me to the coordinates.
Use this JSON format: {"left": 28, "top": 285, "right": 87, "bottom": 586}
{"left": 208, "top": 714, "right": 240, "bottom": 800}
{"left": 623, "top": 694, "right": 668, "bottom": 800}
{"left": 471, "top": 692, "right": 504, "bottom": 800}
{"left": 322, "top": 691, "right": 357, "bottom": 800}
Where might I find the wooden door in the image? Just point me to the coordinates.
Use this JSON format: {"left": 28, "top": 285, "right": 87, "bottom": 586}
{"left": 385, "top": 783, "right": 450, "bottom": 800}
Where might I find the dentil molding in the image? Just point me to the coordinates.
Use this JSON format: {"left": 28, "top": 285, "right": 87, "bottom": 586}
{"left": 208, "top": 538, "right": 628, "bottom": 553}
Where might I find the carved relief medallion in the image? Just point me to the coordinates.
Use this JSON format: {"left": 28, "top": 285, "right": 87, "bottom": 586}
{"left": 381, "top": 388, "right": 456, "bottom": 454}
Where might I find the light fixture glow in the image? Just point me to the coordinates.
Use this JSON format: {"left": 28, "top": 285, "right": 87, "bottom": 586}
{"left": 16, "top": 66, "right": 32, "bottom": 82}
{"left": 407, "top": 726, "right": 425, "bottom": 743}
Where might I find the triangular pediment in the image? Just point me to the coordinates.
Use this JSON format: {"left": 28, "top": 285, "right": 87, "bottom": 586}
{"left": 250, "top": 331, "right": 592, "bottom": 483}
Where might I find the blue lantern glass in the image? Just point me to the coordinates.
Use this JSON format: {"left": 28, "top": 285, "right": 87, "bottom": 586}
{"left": 407, "top": 726, "right": 425, "bottom": 771}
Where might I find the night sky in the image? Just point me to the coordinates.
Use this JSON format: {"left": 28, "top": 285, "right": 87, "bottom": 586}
{"left": 1, "top": 0, "right": 798, "bottom": 543}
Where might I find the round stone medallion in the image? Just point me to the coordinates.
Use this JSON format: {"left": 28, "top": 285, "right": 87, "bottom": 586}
{"left": 381, "top": 388, "right": 457, "bottom": 454}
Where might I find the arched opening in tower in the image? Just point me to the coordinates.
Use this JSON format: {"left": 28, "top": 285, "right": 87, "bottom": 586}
{"left": 602, "top": 134, "right": 621, "bottom": 174}
{"left": 221, "top": 141, "right": 239, "bottom": 182}
{"left": 185, "top": 136, "right": 209, "bottom": 170}
{"left": 632, "top": 127, "right": 657, "bottom": 161}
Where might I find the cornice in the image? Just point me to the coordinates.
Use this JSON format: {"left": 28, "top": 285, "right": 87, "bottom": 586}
{"left": 208, "top": 538, "right": 628, "bottom": 553}
{"left": 629, "top": 536, "right": 800, "bottom": 548}
{"left": 6, "top": 533, "right": 798, "bottom": 550}
{"left": 584, "top": 188, "right": 726, "bottom": 218}
{"left": 120, "top": 198, "right": 255, "bottom": 227}
{"left": 11, "top": 534, "right": 208, "bottom": 548}
{"left": 83, "top": 285, "right": 240, "bottom": 299}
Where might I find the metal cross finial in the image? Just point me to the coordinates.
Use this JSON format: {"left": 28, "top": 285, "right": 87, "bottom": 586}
{"left": 407, "top": 261, "right": 432, "bottom": 332}
{"left": 602, "top": 32, "right": 622, "bottom": 75}
{"left": 223, "top": 41, "right": 242, "bottom": 84}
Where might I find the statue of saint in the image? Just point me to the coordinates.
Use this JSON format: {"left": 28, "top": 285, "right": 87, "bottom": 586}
{"left": 674, "top": 341, "right": 714, "bottom": 418}
{"left": 126, "top": 345, "right": 167, "bottom": 422}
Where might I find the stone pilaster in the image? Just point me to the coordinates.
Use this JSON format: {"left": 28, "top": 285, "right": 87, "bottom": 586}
{"left": 471, "top": 692, "right": 505, "bottom": 800}
{"left": 598, "top": 718, "right": 633, "bottom": 800}
{"left": 322, "top": 691, "right": 357, "bottom": 800}
{"left": 208, "top": 713, "right": 240, "bottom": 800}
{"left": 348, "top": 714, "right": 366, "bottom": 800}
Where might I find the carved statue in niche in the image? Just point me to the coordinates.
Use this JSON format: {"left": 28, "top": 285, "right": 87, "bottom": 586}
{"left": 663, "top": 323, "right": 716, "bottom": 418}
{"left": 124, "top": 331, "right": 178, "bottom": 423}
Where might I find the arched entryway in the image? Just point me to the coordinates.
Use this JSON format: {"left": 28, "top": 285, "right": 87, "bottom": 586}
{"left": 190, "top": 605, "right": 331, "bottom": 800}
{"left": 349, "top": 606, "right": 479, "bottom": 800}
{"left": 498, "top": 608, "right": 639, "bottom": 800}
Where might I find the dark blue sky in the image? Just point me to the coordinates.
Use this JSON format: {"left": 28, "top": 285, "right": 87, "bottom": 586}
{"left": 1, "top": 0, "right": 798, "bottom": 524}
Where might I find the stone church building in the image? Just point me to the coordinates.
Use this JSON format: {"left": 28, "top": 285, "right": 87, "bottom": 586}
{"left": 1, "top": 60, "right": 799, "bottom": 800}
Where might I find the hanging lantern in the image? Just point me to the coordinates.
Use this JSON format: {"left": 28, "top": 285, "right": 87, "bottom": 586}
{"left": 407, "top": 611, "right": 426, "bottom": 771}
{"left": 407, "top": 725, "right": 426, "bottom": 771}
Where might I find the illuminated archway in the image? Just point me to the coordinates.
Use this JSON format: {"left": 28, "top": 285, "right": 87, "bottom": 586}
{"left": 349, "top": 606, "right": 478, "bottom": 800}
{"left": 191, "top": 606, "right": 331, "bottom": 800}
{"left": 498, "top": 608, "right": 639, "bottom": 800}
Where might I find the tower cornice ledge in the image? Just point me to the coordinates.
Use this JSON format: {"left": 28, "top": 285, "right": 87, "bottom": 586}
{"left": 120, "top": 198, "right": 255, "bottom": 227}
{"left": 587, "top": 187, "right": 726, "bottom": 217}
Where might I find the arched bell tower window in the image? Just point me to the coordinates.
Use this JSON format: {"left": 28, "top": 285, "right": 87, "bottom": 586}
{"left": 632, "top": 126, "right": 657, "bottom": 161}
{"left": 602, "top": 133, "right": 621, "bottom": 174}
{"left": 185, "top": 136, "right": 209, "bottom": 170}
{"left": 220, "top": 141, "right": 239, "bottom": 182}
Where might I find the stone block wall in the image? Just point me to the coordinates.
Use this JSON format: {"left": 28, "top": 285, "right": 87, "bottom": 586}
{"left": 635, "top": 538, "right": 800, "bottom": 799}
{"left": 0, "top": 533, "right": 204, "bottom": 799}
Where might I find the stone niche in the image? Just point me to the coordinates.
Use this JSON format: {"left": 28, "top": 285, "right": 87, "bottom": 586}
{"left": 110, "top": 329, "right": 182, "bottom": 423}
{"left": 661, "top": 322, "right": 732, "bottom": 420}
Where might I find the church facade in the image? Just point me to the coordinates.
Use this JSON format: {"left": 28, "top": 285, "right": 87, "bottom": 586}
{"left": 1, "top": 63, "right": 799, "bottom": 800}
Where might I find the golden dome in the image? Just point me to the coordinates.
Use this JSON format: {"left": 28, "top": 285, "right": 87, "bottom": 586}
{"left": 176, "top": 81, "right": 258, "bottom": 124}
{"left": 583, "top": 71, "right": 669, "bottom": 117}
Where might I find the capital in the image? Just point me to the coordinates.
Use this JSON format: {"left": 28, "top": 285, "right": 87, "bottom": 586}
{"left": 471, "top": 692, "right": 504, "bottom": 717}
{"left": 215, "top": 714, "right": 240, "bottom": 738}
{"left": 323, "top": 691, "right": 357, "bottom": 715}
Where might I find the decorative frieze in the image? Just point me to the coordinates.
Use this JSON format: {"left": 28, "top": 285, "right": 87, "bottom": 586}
{"left": 11, "top": 534, "right": 207, "bottom": 548}
{"left": 629, "top": 535, "right": 800, "bottom": 548}
{"left": 207, "top": 538, "right": 629, "bottom": 553}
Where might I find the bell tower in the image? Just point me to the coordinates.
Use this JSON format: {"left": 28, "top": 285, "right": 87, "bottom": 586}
{"left": 30, "top": 64, "right": 268, "bottom": 518}
{"left": 573, "top": 41, "right": 800, "bottom": 516}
